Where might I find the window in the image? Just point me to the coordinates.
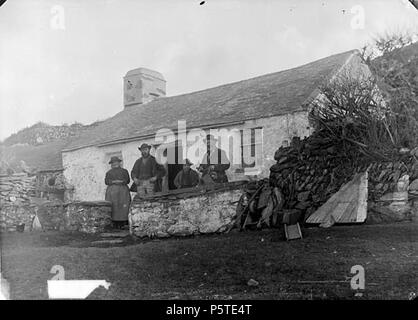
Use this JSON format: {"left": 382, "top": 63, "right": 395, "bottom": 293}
{"left": 240, "top": 127, "right": 263, "bottom": 169}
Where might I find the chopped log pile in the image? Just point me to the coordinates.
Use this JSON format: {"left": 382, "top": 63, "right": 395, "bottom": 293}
{"left": 269, "top": 130, "right": 418, "bottom": 223}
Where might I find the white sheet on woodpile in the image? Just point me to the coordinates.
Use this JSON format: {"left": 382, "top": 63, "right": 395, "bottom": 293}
{"left": 306, "top": 170, "right": 368, "bottom": 226}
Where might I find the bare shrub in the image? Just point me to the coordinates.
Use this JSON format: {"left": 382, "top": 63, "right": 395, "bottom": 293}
{"left": 310, "top": 31, "right": 418, "bottom": 160}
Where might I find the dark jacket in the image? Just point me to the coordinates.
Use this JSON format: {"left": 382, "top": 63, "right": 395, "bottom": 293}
{"left": 105, "top": 167, "right": 130, "bottom": 186}
{"left": 174, "top": 169, "right": 200, "bottom": 189}
{"left": 154, "top": 163, "right": 166, "bottom": 192}
{"left": 131, "top": 155, "right": 158, "bottom": 180}
{"left": 198, "top": 147, "right": 230, "bottom": 183}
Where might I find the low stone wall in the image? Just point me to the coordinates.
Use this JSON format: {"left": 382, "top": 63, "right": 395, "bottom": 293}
{"left": 0, "top": 201, "right": 112, "bottom": 233}
{"left": 65, "top": 201, "right": 112, "bottom": 233}
{"left": 0, "top": 172, "right": 110, "bottom": 233}
{"left": 129, "top": 182, "right": 246, "bottom": 238}
{"left": 0, "top": 204, "right": 37, "bottom": 232}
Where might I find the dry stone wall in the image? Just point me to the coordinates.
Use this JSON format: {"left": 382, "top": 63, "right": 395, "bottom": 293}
{"left": 0, "top": 173, "right": 37, "bottom": 205}
{"left": 0, "top": 172, "right": 100, "bottom": 232}
{"left": 1, "top": 201, "right": 112, "bottom": 233}
{"left": 129, "top": 182, "right": 246, "bottom": 238}
{"left": 34, "top": 201, "right": 112, "bottom": 233}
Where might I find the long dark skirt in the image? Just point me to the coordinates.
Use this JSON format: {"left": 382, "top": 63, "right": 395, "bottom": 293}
{"left": 105, "top": 184, "right": 131, "bottom": 221}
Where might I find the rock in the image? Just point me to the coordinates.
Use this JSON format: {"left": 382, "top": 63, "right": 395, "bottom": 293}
{"left": 247, "top": 279, "right": 259, "bottom": 287}
{"left": 387, "top": 201, "right": 411, "bottom": 218}
{"left": 326, "top": 146, "right": 337, "bottom": 154}
{"left": 92, "top": 239, "right": 124, "bottom": 245}
{"left": 374, "top": 183, "right": 384, "bottom": 191}
{"left": 410, "top": 147, "right": 418, "bottom": 157}
{"left": 395, "top": 175, "right": 409, "bottom": 192}
{"left": 392, "top": 170, "right": 401, "bottom": 183}
{"left": 367, "top": 202, "right": 410, "bottom": 224}
{"left": 379, "top": 191, "right": 408, "bottom": 202}
{"left": 409, "top": 178, "right": 418, "bottom": 191}
{"left": 167, "top": 221, "right": 198, "bottom": 236}
{"left": 297, "top": 191, "right": 311, "bottom": 202}
{"left": 101, "top": 231, "right": 130, "bottom": 238}
{"left": 295, "top": 201, "right": 311, "bottom": 210}
{"left": 399, "top": 147, "right": 410, "bottom": 154}
{"left": 156, "top": 231, "right": 170, "bottom": 238}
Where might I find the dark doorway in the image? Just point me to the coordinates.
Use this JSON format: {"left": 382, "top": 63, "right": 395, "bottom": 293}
{"left": 166, "top": 143, "right": 184, "bottom": 190}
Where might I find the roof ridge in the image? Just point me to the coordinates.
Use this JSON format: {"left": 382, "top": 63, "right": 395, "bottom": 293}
{"left": 158, "top": 49, "right": 358, "bottom": 100}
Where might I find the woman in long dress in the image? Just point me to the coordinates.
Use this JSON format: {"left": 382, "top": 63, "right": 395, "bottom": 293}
{"left": 105, "top": 156, "right": 131, "bottom": 229}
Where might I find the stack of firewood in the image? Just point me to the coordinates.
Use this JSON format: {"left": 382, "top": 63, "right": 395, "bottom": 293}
{"left": 268, "top": 129, "right": 418, "bottom": 222}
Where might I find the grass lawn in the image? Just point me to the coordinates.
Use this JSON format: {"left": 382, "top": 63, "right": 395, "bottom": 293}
{"left": 1, "top": 222, "right": 418, "bottom": 300}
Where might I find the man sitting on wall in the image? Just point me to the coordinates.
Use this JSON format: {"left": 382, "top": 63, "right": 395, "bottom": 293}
{"left": 131, "top": 143, "right": 160, "bottom": 198}
{"left": 198, "top": 134, "right": 230, "bottom": 184}
{"left": 174, "top": 159, "right": 199, "bottom": 189}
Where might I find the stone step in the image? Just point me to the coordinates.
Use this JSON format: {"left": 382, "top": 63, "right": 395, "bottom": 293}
{"left": 100, "top": 230, "right": 130, "bottom": 238}
{"left": 91, "top": 239, "right": 125, "bottom": 245}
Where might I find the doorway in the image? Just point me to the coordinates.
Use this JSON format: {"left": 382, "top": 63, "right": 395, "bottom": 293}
{"left": 165, "top": 142, "right": 184, "bottom": 191}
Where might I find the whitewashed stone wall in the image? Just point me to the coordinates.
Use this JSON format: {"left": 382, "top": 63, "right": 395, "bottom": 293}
{"left": 129, "top": 185, "right": 244, "bottom": 238}
{"left": 62, "top": 112, "right": 311, "bottom": 201}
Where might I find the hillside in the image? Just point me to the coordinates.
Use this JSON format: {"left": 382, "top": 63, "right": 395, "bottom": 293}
{"left": 0, "top": 121, "right": 102, "bottom": 174}
{"left": 0, "top": 140, "right": 68, "bottom": 174}
{"left": 2, "top": 121, "right": 101, "bottom": 147}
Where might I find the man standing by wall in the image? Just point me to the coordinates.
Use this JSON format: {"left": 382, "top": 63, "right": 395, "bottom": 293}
{"left": 131, "top": 143, "right": 159, "bottom": 198}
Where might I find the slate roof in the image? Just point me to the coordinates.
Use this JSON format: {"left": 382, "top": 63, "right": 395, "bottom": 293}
{"left": 63, "top": 49, "right": 358, "bottom": 152}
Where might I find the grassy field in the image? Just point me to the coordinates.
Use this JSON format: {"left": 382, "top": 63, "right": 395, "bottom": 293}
{"left": 1, "top": 222, "right": 418, "bottom": 300}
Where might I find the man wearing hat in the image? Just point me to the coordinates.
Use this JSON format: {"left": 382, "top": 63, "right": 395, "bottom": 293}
{"left": 174, "top": 158, "right": 200, "bottom": 189}
{"left": 131, "top": 143, "right": 159, "bottom": 197}
{"left": 198, "top": 134, "right": 230, "bottom": 184}
{"left": 105, "top": 156, "right": 131, "bottom": 229}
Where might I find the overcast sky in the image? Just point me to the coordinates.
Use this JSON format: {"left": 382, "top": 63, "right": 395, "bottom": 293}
{"left": 0, "top": 0, "right": 417, "bottom": 141}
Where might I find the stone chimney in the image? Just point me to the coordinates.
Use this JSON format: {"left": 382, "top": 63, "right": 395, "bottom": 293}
{"left": 123, "top": 68, "right": 166, "bottom": 107}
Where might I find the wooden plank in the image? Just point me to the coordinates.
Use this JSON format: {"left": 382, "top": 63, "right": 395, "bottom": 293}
{"left": 285, "top": 223, "right": 303, "bottom": 240}
{"left": 332, "top": 202, "right": 351, "bottom": 222}
{"left": 306, "top": 171, "right": 368, "bottom": 225}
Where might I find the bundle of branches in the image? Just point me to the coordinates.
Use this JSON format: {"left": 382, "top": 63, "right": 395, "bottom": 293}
{"left": 362, "top": 32, "right": 418, "bottom": 148}
{"left": 309, "top": 71, "right": 402, "bottom": 161}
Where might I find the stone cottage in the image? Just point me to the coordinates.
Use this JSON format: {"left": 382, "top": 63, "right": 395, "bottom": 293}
{"left": 62, "top": 49, "right": 372, "bottom": 201}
